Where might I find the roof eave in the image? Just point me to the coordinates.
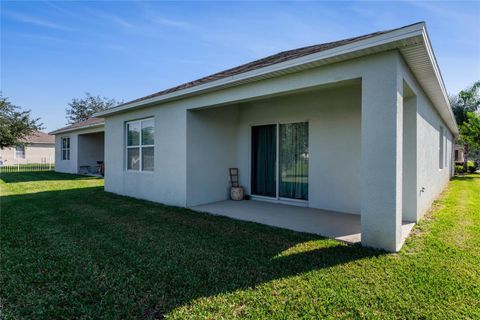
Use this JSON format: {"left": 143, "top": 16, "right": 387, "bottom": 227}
{"left": 95, "top": 23, "right": 426, "bottom": 118}
{"left": 94, "top": 22, "right": 458, "bottom": 136}
{"left": 420, "top": 25, "right": 459, "bottom": 136}
{"left": 49, "top": 122, "right": 105, "bottom": 135}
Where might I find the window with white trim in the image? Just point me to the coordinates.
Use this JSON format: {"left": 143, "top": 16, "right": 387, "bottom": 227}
{"left": 61, "top": 137, "right": 70, "bottom": 160}
{"left": 15, "top": 145, "right": 25, "bottom": 159}
{"left": 126, "top": 118, "right": 154, "bottom": 171}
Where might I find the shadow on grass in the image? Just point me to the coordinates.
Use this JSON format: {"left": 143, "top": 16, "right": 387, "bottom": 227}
{"left": 1, "top": 186, "right": 384, "bottom": 319}
{"left": 0, "top": 171, "right": 100, "bottom": 183}
{"left": 452, "top": 173, "right": 480, "bottom": 181}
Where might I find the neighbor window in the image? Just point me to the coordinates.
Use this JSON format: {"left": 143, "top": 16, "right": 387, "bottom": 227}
{"left": 15, "top": 145, "right": 25, "bottom": 159}
{"left": 126, "top": 118, "right": 154, "bottom": 171}
{"left": 61, "top": 137, "right": 70, "bottom": 160}
{"left": 439, "top": 126, "right": 444, "bottom": 169}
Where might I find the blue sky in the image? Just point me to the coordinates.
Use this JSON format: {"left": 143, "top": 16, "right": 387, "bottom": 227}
{"left": 1, "top": 1, "right": 479, "bottom": 131}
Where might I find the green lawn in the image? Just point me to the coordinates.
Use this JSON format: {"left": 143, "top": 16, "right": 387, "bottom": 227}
{"left": 1, "top": 172, "right": 479, "bottom": 319}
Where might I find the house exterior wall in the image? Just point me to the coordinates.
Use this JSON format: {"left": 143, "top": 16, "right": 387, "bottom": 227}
{"left": 54, "top": 126, "right": 104, "bottom": 174}
{"left": 398, "top": 57, "right": 454, "bottom": 220}
{"left": 359, "top": 52, "right": 404, "bottom": 251}
{"left": 454, "top": 145, "right": 465, "bottom": 163}
{"left": 402, "top": 94, "right": 417, "bottom": 222}
{"left": 55, "top": 134, "right": 78, "bottom": 174}
{"left": 104, "top": 105, "right": 187, "bottom": 206}
{"left": 186, "top": 105, "right": 239, "bottom": 206}
{"left": 0, "top": 144, "right": 54, "bottom": 165}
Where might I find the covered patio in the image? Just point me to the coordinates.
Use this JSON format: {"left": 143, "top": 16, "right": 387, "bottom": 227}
{"left": 77, "top": 131, "right": 104, "bottom": 175}
{"left": 185, "top": 72, "right": 418, "bottom": 252}
{"left": 191, "top": 200, "right": 415, "bottom": 245}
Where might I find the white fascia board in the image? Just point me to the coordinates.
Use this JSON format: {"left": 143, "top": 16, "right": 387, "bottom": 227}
{"left": 95, "top": 23, "right": 426, "bottom": 117}
{"left": 49, "top": 122, "right": 105, "bottom": 135}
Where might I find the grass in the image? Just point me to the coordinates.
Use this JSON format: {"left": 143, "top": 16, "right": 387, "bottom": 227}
{"left": 1, "top": 172, "right": 479, "bottom": 319}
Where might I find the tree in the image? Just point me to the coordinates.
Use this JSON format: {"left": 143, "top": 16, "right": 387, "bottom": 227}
{"left": 460, "top": 112, "right": 480, "bottom": 160}
{"left": 451, "top": 81, "right": 480, "bottom": 126}
{"left": 0, "top": 94, "right": 43, "bottom": 149}
{"left": 66, "top": 93, "right": 121, "bottom": 124}
{"left": 450, "top": 81, "right": 480, "bottom": 170}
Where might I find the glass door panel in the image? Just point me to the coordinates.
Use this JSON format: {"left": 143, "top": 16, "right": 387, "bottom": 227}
{"left": 279, "top": 122, "right": 309, "bottom": 200}
{"left": 251, "top": 124, "right": 277, "bottom": 197}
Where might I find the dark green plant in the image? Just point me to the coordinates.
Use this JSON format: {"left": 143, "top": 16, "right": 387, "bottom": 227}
{"left": 66, "top": 93, "right": 122, "bottom": 124}
{"left": 451, "top": 81, "right": 480, "bottom": 126}
{"left": 467, "top": 160, "right": 477, "bottom": 173}
{"left": 450, "top": 81, "right": 480, "bottom": 171}
{"left": 455, "top": 165, "right": 465, "bottom": 174}
{"left": 0, "top": 94, "right": 43, "bottom": 149}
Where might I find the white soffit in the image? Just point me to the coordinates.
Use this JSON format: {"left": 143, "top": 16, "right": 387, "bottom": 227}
{"left": 399, "top": 27, "right": 458, "bottom": 135}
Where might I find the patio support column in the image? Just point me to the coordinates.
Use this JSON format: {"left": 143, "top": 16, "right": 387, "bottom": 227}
{"left": 361, "top": 54, "right": 403, "bottom": 252}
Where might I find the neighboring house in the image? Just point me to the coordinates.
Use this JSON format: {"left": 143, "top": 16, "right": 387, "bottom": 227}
{"left": 91, "top": 22, "right": 456, "bottom": 252}
{"left": 0, "top": 131, "right": 55, "bottom": 165}
{"left": 454, "top": 144, "right": 465, "bottom": 164}
{"left": 49, "top": 118, "right": 105, "bottom": 175}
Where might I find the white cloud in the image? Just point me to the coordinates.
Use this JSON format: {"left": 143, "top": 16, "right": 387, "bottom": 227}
{"left": 4, "top": 10, "right": 72, "bottom": 31}
{"left": 86, "top": 9, "right": 134, "bottom": 29}
{"left": 406, "top": 0, "right": 479, "bottom": 28}
{"left": 153, "top": 16, "right": 189, "bottom": 28}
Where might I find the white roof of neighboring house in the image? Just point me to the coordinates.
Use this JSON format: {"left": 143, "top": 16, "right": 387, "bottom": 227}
{"left": 94, "top": 22, "right": 458, "bottom": 136}
{"left": 49, "top": 118, "right": 105, "bottom": 135}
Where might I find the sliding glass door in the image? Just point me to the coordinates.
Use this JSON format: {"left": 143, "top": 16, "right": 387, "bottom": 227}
{"left": 251, "top": 122, "right": 309, "bottom": 201}
{"left": 279, "top": 122, "right": 309, "bottom": 200}
{"left": 251, "top": 124, "right": 277, "bottom": 197}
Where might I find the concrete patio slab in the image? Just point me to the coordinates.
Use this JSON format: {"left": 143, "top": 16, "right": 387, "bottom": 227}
{"left": 191, "top": 200, "right": 415, "bottom": 246}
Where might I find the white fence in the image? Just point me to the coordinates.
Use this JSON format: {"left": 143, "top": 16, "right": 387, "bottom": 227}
{"left": 0, "top": 161, "right": 54, "bottom": 173}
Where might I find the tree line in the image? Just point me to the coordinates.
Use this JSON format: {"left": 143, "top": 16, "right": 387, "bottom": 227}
{"left": 0, "top": 93, "right": 121, "bottom": 149}
{"left": 450, "top": 81, "right": 480, "bottom": 170}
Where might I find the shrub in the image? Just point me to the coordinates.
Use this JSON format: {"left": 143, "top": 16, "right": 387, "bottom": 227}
{"left": 455, "top": 165, "right": 465, "bottom": 174}
{"left": 466, "top": 160, "right": 477, "bottom": 173}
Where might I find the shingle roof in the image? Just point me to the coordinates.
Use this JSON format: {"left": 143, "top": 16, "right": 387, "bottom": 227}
{"left": 117, "top": 23, "right": 421, "bottom": 108}
{"left": 22, "top": 131, "right": 55, "bottom": 144}
{"left": 49, "top": 117, "right": 104, "bottom": 135}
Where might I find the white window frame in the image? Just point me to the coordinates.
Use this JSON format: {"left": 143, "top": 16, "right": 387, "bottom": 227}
{"left": 61, "top": 137, "right": 70, "bottom": 161}
{"left": 14, "top": 145, "right": 25, "bottom": 159}
{"left": 125, "top": 118, "right": 154, "bottom": 172}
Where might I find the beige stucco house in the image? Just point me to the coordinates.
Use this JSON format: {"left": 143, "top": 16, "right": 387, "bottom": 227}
{"left": 0, "top": 131, "right": 55, "bottom": 166}
{"left": 454, "top": 144, "right": 465, "bottom": 164}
